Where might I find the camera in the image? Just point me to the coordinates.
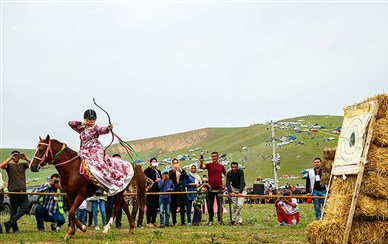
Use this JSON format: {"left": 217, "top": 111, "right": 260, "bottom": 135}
{"left": 53, "top": 179, "right": 60, "bottom": 184}
{"left": 14, "top": 153, "right": 25, "bottom": 159}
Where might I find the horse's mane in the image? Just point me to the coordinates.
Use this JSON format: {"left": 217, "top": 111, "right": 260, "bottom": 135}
{"left": 50, "top": 139, "right": 78, "bottom": 155}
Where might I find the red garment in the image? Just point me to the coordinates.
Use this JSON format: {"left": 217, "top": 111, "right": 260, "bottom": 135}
{"left": 206, "top": 162, "right": 226, "bottom": 188}
{"left": 275, "top": 203, "right": 300, "bottom": 224}
{"left": 307, "top": 196, "right": 313, "bottom": 204}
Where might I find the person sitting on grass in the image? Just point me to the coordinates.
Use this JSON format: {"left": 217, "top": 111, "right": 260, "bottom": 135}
{"left": 158, "top": 171, "right": 175, "bottom": 228}
{"left": 193, "top": 183, "right": 211, "bottom": 226}
{"left": 275, "top": 192, "right": 300, "bottom": 226}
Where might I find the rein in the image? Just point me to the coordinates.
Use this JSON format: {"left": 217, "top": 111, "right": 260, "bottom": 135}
{"left": 30, "top": 141, "right": 79, "bottom": 170}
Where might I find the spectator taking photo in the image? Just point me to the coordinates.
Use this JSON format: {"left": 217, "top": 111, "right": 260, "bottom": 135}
{"left": 0, "top": 150, "right": 31, "bottom": 233}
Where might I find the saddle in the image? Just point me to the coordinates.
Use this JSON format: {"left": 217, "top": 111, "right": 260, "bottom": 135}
{"left": 79, "top": 159, "right": 108, "bottom": 191}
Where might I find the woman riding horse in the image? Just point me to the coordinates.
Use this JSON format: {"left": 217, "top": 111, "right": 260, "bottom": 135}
{"left": 68, "top": 109, "right": 134, "bottom": 196}
{"left": 29, "top": 109, "right": 145, "bottom": 240}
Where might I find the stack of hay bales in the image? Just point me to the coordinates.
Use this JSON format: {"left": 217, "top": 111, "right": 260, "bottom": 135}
{"left": 320, "top": 147, "right": 336, "bottom": 187}
{"left": 306, "top": 94, "right": 388, "bottom": 244}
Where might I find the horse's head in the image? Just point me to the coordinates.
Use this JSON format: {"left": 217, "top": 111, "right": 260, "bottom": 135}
{"left": 30, "top": 135, "right": 55, "bottom": 172}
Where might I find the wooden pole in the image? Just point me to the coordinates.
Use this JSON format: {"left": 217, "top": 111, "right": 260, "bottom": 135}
{"left": 342, "top": 102, "right": 379, "bottom": 244}
{"left": 320, "top": 170, "right": 334, "bottom": 220}
{"left": 271, "top": 121, "right": 279, "bottom": 190}
{"left": 0, "top": 191, "right": 325, "bottom": 198}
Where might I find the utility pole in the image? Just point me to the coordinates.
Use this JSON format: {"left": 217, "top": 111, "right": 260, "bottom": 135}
{"left": 271, "top": 121, "right": 279, "bottom": 190}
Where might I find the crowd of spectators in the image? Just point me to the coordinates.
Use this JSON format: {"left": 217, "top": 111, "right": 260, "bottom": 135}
{"left": 0, "top": 151, "right": 327, "bottom": 233}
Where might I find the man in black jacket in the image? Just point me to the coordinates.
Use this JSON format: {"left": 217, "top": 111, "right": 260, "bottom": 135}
{"left": 226, "top": 162, "right": 246, "bottom": 225}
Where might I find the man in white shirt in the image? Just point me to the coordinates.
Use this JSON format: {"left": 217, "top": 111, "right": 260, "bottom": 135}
{"left": 275, "top": 192, "right": 300, "bottom": 225}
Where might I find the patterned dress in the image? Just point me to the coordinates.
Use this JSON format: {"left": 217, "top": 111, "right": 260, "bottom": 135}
{"left": 69, "top": 121, "right": 134, "bottom": 195}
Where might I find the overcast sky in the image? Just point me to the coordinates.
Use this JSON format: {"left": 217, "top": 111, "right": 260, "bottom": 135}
{"left": 1, "top": 1, "right": 387, "bottom": 149}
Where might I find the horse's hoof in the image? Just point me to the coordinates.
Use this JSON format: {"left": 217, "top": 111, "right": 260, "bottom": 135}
{"left": 81, "top": 225, "right": 87, "bottom": 232}
{"left": 64, "top": 234, "right": 71, "bottom": 241}
{"left": 103, "top": 227, "right": 109, "bottom": 234}
{"left": 129, "top": 231, "right": 134, "bottom": 235}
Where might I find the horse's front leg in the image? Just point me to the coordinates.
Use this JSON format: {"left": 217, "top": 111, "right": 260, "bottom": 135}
{"left": 65, "top": 195, "right": 76, "bottom": 240}
{"left": 65, "top": 194, "right": 87, "bottom": 240}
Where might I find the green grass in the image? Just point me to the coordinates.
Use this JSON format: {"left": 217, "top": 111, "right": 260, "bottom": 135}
{"left": 0, "top": 204, "right": 316, "bottom": 243}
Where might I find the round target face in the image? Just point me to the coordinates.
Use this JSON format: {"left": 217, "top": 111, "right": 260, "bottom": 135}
{"left": 338, "top": 117, "right": 363, "bottom": 163}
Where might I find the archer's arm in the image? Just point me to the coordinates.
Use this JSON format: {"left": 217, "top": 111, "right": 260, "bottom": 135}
{"left": 96, "top": 125, "right": 111, "bottom": 135}
{"left": 68, "top": 121, "right": 84, "bottom": 133}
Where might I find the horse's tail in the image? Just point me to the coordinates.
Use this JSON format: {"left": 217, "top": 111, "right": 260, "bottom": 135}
{"left": 133, "top": 163, "right": 146, "bottom": 208}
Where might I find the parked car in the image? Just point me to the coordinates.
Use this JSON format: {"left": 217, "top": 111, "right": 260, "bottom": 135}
{"left": 1, "top": 194, "right": 11, "bottom": 214}
{"left": 1, "top": 185, "right": 42, "bottom": 215}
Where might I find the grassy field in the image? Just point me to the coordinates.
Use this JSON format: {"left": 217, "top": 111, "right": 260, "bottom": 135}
{"left": 0, "top": 204, "right": 316, "bottom": 243}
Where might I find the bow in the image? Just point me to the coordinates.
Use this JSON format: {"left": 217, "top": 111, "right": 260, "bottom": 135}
{"left": 93, "top": 98, "right": 115, "bottom": 154}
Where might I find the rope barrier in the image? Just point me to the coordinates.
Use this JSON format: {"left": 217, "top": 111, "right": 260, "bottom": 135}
{"left": 0, "top": 191, "right": 325, "bottom": 198}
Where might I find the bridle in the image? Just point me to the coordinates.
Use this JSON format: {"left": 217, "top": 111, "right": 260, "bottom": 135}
{"left": 30, "top": 140, "right": 80, "bottom": 170}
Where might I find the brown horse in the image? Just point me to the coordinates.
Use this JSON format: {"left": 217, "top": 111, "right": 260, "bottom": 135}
{"left": 29, "top": 135, "right": 146, "bottom": 240}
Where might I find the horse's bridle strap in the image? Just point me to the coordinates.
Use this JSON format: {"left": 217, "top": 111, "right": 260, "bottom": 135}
{"left": 30, "top": 141, "right": 78, "bottom": 169}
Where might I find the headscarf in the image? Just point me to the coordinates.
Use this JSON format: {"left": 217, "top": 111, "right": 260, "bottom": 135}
{"left": 189, "top": 164, "right": 202, "bottom": 185}
{"left": 171, "top": 158, "right": 181, "bottom": 183}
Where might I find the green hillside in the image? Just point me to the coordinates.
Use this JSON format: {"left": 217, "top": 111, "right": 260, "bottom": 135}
{"left": 114, "top": 115, "right": 343, "bottom": 187}
{"left": 1, "top": 115, "right": 343, "bottom": 189}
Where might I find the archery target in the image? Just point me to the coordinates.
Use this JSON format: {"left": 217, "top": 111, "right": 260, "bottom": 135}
{"left": 338, "top": 117, "right": 364, "bottom": 163}
{"left": 332, "top": 101, "right": 377, "bottom": 175}
{"left": 332, "top": 105, "right": 375, "bottom": 175}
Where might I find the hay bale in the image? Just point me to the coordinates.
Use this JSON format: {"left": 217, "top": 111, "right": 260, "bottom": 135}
{"left": 306, "top": 220, "right": 388, "bottom": 244}
{"left": 330, "top": 176, "right": 357, "bottom": 195}
{"left": 322, "top": 147, "right": 336, "bottom": 161}
{"left": 320, "top": 173, "right": 330, "bottom": 187}
{"left": 324, "top": 193, "right": 388, "bottom": 220}
{"left": 330, "top": 174, "right": 388, "bottom": 199}
{"left": 366, "top": 144, "right": 388, "bottom": 173}
{"left": 372, "top": 119, "right": 388, "bottom": 147}
{"left": 322, "top": 160, "right": 333, "bottom": 174}
{"left": 366, "top": 94, "right": 388, "bottom": 120}
{"left": 362, "top": 171, "right": 388, "bottom": 198}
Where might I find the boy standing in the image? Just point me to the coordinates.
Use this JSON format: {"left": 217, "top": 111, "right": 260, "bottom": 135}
{"left": 193, "top": 183, "right": 211, "bottom": 226}
{"left": 158, "top": 172, "right": 175, "bottom": 228}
